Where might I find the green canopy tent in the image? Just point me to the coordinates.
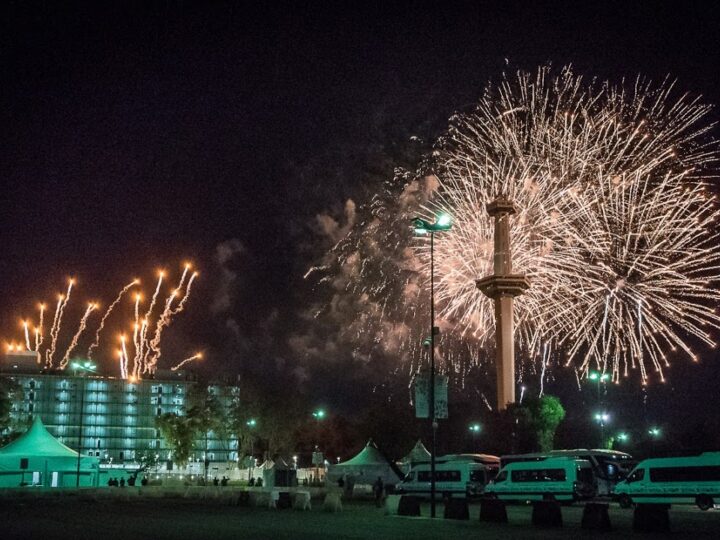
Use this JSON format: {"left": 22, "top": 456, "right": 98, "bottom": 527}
{"left": 0, "top": 416, "right": 99, "bottom": 488}
{"left": 327, "top": 439, "right": 402, "bottom": 486}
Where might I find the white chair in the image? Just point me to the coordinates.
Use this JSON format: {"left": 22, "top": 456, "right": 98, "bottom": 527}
{"left": 293, "top": 490, "right": 312, "bottom": 511}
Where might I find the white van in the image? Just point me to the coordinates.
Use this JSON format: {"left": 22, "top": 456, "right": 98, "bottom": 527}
{"left": 396, "top": 456, "right": 496, "bottom": 499}
{"left": 501, "top": 449, "right": 635, "bottom": 496}
{"left": 613, "top": 452, "right": 720, "bottom": 510}
{"left": 485, "top": 457, "right": 597, "bottom": 502}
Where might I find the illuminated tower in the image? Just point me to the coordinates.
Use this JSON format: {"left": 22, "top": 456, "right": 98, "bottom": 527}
{"left": 476, "top": 198, "right": 529, "bottom": 410}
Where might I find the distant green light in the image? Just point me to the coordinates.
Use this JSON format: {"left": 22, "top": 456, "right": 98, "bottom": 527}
{"left": 313, "top": 409, "right": 326, "bottom": 419}
{"left": 469, "top": 423, "right": 481, "bottom": 433}
{"left": 617, "top": 432, "right": 629, "bottom": 442}
{"left": 246, "top": 418, "right": 257, "bottom": 427}
{"left": 648, "top": 427, "right": 661, "bottom": 437}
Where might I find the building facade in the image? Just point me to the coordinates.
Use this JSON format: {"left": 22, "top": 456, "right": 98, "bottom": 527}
{"left": 1, "top": 352, "right": 239, "bottom": 469}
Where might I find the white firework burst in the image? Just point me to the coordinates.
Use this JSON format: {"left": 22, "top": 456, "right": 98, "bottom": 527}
{"left": 423, "top": 65, "right": 720, "bottom": 384}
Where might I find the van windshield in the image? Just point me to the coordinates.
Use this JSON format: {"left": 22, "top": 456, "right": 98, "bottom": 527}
{"left": 626, "top": 468, "right": 645, "bottom": 483}
{"left": 494, "top": 471, "right": 508, "bottom": 483}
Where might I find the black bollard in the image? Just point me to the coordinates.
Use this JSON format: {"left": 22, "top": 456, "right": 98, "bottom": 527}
{"left": 397, "top": 495, "right": 421, "bottom": 516}
{"left": 633, "top": 504, "right": 670, "bottom": 533}
{"left": 444, "top": 497, "right": 469, "bottom": 520}
{"left": 277, "top": 491, "right": 292, "bottom": 509}
{"left": 479, "top": 497, "right": 508, "bottom": 523}
{"left": 581, "top": 502, "right": 612, "bottom": 532}
{"left": 531, "top": 500, "right": 563, "bottom": 527}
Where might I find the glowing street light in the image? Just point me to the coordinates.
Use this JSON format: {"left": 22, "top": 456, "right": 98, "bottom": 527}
{"left": 312, "top": 409, "right": 326, "bottom": 420}
{"left": 616, "top": 432, "right": 629, "bottom": 443}
{"left": 648, "top": 427, "right": 662, "bottom": 438}
{"left": 468, "top": 423, "right": 481, "bottom": 433}
{"left": 593, "top": 411, "right": 610, "bottom": 448}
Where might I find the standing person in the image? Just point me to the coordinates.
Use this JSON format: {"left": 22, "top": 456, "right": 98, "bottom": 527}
{"left": 373, "top": 476, "right": 384, "bottom": 508}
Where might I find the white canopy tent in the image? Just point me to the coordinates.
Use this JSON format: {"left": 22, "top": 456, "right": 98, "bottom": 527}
{"left": 400, "top": 439, "right": 431, "bottom": 473}
{"left": 0, "top": 417, "right": 99, "bottom": 488}
{"left": 327, "top": 439, "right": 402, "bottom": 486}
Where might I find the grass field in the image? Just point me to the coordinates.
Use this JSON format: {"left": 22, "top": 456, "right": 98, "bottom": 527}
{"left": 2, "top": 497, "right": 719, "bottom": 539}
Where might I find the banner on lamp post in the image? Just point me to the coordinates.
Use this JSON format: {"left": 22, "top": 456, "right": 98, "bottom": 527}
{"left": 414, "top": 371, "right": 448, "bottom": 419}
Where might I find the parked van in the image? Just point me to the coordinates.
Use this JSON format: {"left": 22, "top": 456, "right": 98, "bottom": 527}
{"left": 396, "top": 455, "right": 497, "bottom": 499}
{"left": 485, "top": 457, "right": 597, "bottom": 502}
{"left": 501, "top": 449, "right": 635, "bottom": 496}
{"left": 613, "top": 452, "right": 720, "bottom": 510}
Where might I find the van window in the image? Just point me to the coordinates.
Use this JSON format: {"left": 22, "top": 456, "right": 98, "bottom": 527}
{"left": 469, "top": 470, "right": 486, "bottom": 483}
{"left": 511, "top": 468, "right": 566, "bottom": 482}
{"left": 418, "top": 470, "right": 461, "bottom": 482}
{"left": 649, "top": 466, "right": 720, "bottom": 482}
{"left": 576, "top": 466, "right": 594, "bottom": 484}
{"left": 626, "top": 468, "right": 645, "bottom": 483}
{"left": 494, "top": 471, "right": 508, "bottom": 483}
{"left": 404, "top": 472, "right": 414, "bottom": 482}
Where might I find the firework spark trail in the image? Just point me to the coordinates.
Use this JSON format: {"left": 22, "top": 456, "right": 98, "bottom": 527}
{"left": 146, "top": 270, "right": 198, "bottom": 373}
{"left": 144, "top": 290, "right": 179, "bottom": 373}
{"left": 22, "top": 321, "right": 31, "bottom": 351}
{"left": 45, "top": 296, "right": 63, "bottom": 366}
{"left": 46, "top": 279, "right": 73, "bottom": 367}
{"left": 60, "top": 303, "right": 97, "bottom": 368}
{"left": 170, "top": 352, "right": 202, "bottom": 371}
{"left": 120, "top": 335, "right": 129, "bottom": 379}
{"left": 35, "top": 304, "right": 45, "bottom": 351}
{"left": 170, "top": 272, "right": 197, "bottom": 315}
{"left": 131, "top": 293, "right": 142, "bottom": 369}
{"left": 88, "top": 279, "right": 138, "bottom": 358}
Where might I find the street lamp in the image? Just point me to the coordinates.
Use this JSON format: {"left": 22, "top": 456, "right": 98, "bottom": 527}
{"left": 648, "top": 427, "right": 661, "bottom": 438}
{"left": 413, "top": 212, "right": 452, "bottom": 518}
{"left": 468, "top": 423, "right": 481, "bottom": 452}
{"left": 593, "top": 412, "right": 610, "bottom": 448}
{"left": 72, "top": 360, "right": 96, "bottom": 488}
{"left": 616, "top": 432, "right": 629, "bottom": 443}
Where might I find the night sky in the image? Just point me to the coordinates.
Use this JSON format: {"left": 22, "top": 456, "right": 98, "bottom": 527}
{"left": 2, "top": 2, "right": 719, "bottom": 431}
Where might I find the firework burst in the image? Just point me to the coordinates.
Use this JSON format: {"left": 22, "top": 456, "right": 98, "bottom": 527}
{"left": 424, "top": 65, "right": 720, "bottom": 384}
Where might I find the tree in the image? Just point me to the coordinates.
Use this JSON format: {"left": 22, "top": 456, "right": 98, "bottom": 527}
{"left": 0, "top": 378, "right": 24, "bottom": 446}
{"left": 155, "top": 413, "right": 198, "bottom": 467}
{"left": 526, "top": 395, "right": 566, "bottom": 452}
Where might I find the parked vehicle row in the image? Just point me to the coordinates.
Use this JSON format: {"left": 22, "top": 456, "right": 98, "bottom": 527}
{"left": 396, "top": 449, "right": 720, "bottom": 510}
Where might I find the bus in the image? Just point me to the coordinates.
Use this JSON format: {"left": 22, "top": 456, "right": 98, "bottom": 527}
{"left": 396, "top": 454, "right": 500, "bottom": 499}
{"left": 500, "top": 449, "right": 635, "bottom": 496}
{"left": 613, "top": 452, "right": 720, "bottom": 510}
{"left": 485, "top": 457, "right": 597, "bottom": 502}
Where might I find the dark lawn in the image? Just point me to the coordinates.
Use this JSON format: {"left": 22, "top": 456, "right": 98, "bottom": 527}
{"left": 2, "top": 498, "right": 719, "bottom": 539}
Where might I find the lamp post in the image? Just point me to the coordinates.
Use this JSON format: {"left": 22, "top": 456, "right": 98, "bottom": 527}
{"left": 648, "top": 427, "right": 661, "bottom": 439}
{"left": 72, "top": 360, "right": 96, "bottom": 488}
{"left": 246, "top": 418, "right": 257, "bottom": 482}
{"left": 312, "top": 409, "right": 326, "bottom": 484}
{"left": 413, "top": 213, "right": 452, "bottom": 518}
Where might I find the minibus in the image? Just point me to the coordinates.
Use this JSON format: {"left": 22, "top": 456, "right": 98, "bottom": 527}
{"left": 613, "top": 452, "right": 720, "bottom": 510}
{"left": 396, "top": 455, "right": 498, "bottom": 499}
{"left": 485, "top": 457, "right": 597, "bottom": 502}
{"left": 501, "top": 449, "right": 635, "bottom": 495}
